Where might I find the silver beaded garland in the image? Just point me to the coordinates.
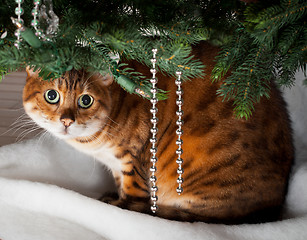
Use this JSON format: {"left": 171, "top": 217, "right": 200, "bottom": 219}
{"left": 32, "top": 0, "right": 50, "bottom": 41}
{"left": 12, "top": 0, "right": 59, "bottom": 48}
{"left": 148, "top": 54, "right": 186, "bottom": 213}
{"left": 175, "top": 71, "right": 184, "bottom": 195}
{"left": 150, "top": 48, "right": 158, "bottom": 213}
{"left": 13, "top": 0, "right": 24, "bottom": 48}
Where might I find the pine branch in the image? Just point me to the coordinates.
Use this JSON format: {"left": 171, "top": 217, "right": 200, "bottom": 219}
{"left": 0, "top": 0, "right": 306, "bottom": 119}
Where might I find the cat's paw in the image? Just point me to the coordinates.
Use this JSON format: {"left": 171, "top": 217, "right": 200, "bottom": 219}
{"left": 99, "top": 191, "right": 119, "bottom": 203}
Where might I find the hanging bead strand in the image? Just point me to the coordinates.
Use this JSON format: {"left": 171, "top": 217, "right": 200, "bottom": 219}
{"left": 150, "top": 48, "right": 158, "bottom": 213}
{"left": 14, "top": 0, "right": 25, "bottom": 48}
{"left": 32, "top": 0, "right": 49, "bottom": 41}
{"left": 175, "top": 71, "right": 184, "bottom": 195}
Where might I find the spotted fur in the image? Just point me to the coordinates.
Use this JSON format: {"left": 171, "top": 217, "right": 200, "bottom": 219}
{"left": 23, "top": 42, "right": 294, "bottom": 223}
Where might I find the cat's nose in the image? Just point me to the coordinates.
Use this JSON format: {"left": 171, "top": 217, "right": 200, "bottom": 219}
{"left": 61, "top": 118, "right": 74, "bottom": 127}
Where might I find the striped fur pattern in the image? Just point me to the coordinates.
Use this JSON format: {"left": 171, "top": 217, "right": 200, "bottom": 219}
{"left": 23, "top": 42, "right": 294, "bottom": 223}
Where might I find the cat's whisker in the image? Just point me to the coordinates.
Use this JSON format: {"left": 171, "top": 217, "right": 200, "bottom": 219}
{"left": 9, "top": 123, "right": 36, "bottom": 134}
{"left": 9, "top": 121, "right": 37, "bottom": 136}
{"left": 16, "top": 126, "right": 42, "bottom": 142}
{"left": 4, "top": 107, "right": 25, "bottom": 112}
{"left": 105, "top": 131, "right": 115, "bottom": 139}
{"left": 0, "top": 119, "right": 36, "bottom": 137}
{"left": 16, "top": 125, "right": 41, "bottom": 138}
{"left": 35, "top": 130, "right": 50, "bottom": 149}
{"left": 85, "top": 156, "right": 99, "bottom": 181}
{"left": 103, "top": 122, "right": 120, "bottom": 133}
{"left": 34, "top": 128, "right": 46, "bottom": 140}
{"left": 8, "top": 113, "right": 30, "bottom": 127}
{"left": 11, "top": 119, "right": 35, "bottom": 127}
{"left": 83, "top": 76, "right": 103, "bottom": 87}
{"left": 106, "top": 115, "right": 119, "bottom": 126}
{"left": 82, "top": 74, "right": 93, "bottom": 89}
{"left": 11, "top": 117, "right": 35, "bottom": 126}
{"left": 86, "top": 133, "right": 106, "bottom": 145}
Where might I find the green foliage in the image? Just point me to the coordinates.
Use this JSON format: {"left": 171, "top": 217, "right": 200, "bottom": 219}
{"left": 0, "top": 66, "right": 8, "bottom": 82}
{"left": 0, "top": 0, "right": 306, "bottom": 118}
{"left": 0, "top": 1, "right": 209, "bottom": 99}
{"left": 212, "top": 0, "right": 307, "bottom": 119}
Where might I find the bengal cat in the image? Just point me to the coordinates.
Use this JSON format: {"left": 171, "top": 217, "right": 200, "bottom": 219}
{"left": 23, "top": 42, "right": 294, "bottom": 224}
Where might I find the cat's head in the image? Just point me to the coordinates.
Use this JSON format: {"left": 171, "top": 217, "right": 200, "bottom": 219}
{"left": 23, "top": 68, "right": 114, "bottom": 140}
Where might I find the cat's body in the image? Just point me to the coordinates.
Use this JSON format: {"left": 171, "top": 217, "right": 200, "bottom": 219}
{"left": 23, "top": 42, "right": 294, "bottom": 223}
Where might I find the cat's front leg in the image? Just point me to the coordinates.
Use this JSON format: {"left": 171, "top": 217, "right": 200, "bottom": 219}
{"left": 120, "top": 159, "right": 149, "bottom": 199}
{"left": 102, "top": 154, "right": 150, "bottom": 208}
{"left": 101, "top": 168, "right": 150, "bottom": 213}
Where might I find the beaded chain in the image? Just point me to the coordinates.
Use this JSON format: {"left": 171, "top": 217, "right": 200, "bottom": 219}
{"left": 32, "top": 0, "right": 59, "bottom": 41}
{"left": 12, "top": 0, "right": 59, "bottom": 48}
{"left": 13, "top": 0, "right": 24, "bottom": 48}
{"left": 31, "top": 0, "right": 50, "bottom": 41}
{"left": 175, "top": 71, "right": 184, "bottom": 195}
{"left": 149, "top": 48, "right": 159, "bottom": 213}
{"left": 149, "top": 50, "right": 185, "bottom": 213}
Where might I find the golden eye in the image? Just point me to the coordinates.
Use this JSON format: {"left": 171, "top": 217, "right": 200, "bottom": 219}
{"left": 78, "top": 94, "right": 94, "bottom": 109}
{"left": 44, "top": 90, "right": 60, "bottom": 104}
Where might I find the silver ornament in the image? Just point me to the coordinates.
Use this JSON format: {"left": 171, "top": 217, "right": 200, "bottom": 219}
{"left": 15, "top": 7, "right": 24, "bottom": 15}
{"left": 151, "top": 205, "right": 158, "bottom": 213}
{"left": 12, "top": 0, "right": 24, "bottom": 49}
{"left": 150, "top": 175, "right": 157, "bottom": 182}
{"left": 150, "top": 127, "right": 158, "bottom": 134}
{"left": 176, "top": 119, "right": 184, "bottom": 126}
{"left": 176, "top": 148, "right": 183, "bottom": 155}
{"left": 176, "top": 158, "right": 183, "bottom": 164}
{"left": 150, "top": 117, "right": 158, "bottom": 124}
{"left": 176, "top": 187, "right": 183, "bottom": 194}
{"left": 177, "top": 168, "right": 184, "bottom": 174}
{"left": 150, "top": 166, "right": 157, "bottom": 172}
{"left": 150, "top": 147, "right": 157, "bottom": 154}
{"left": 177, "top": 177, "right": 184, "bottom": 184}
{"left": 176, "top": 110, "right": 184, "bottom": 116}
{"left": 31, "top": 0, "right": 59, "bottom": 41}
{"left": 150, "top": 77, "right": 158, "bottom": 84}
{"left": 31, "top": 19, "right": 39, "bottom": 27}
{"left": 150, "top": 156, "right": 157, "bottom": 163}
{"left": 150, "top": 137, "right": 157, "bottom": 143}
{"left": 151, "top": 195, "right": 158, "bottom": 202}
{"left": 150, "top": 107, "right": 158, "bottom": 114}
{"left": 150, "top": 98, "right": 158, "bottom": 104}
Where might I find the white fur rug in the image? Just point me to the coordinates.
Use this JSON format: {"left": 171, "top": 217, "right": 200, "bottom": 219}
{"left": 0, "top": 72, "right": 306, "bottom": 240}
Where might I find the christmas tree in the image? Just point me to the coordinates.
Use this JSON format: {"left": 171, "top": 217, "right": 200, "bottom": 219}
{"left": 0, "top": 0, "right": 306, "bottom": 119}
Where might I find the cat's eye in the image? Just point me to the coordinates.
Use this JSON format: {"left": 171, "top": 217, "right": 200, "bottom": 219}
{"left": 78, "top": 94, "right": 94, "bottom": 109}
{"left": 44, "top": 89, "right": 60, "bottom": 104}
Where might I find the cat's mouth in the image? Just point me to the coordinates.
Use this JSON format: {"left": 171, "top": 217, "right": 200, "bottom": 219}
{"left": 56, "top": 129, "right": 72, "bottom": 139}
{"left": 56, "top": 122, "right": 100, "bottom": 140}
{"left": 52, "top": 125, "right": 74, "bottom": 139}
{"left": 63, "top": 127, "right": 69, "bottom": 135}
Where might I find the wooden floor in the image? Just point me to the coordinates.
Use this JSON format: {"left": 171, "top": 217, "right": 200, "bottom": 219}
{"left": 0, "top": 72, "right": 42, "bottom": 146}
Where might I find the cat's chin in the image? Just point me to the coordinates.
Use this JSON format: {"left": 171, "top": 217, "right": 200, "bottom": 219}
{"left": 52, "top": 132, "right": 75, "bottom": 140}
{"left": 52, "top": 129, "right": 99, "bottom": 141}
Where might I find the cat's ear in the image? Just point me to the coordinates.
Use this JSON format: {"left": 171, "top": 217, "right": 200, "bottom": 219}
{"left": 92, "top": 72, "right": 114, "bottom": 86}
{"left": 101, "top": 73, "right": 114, "bottom": 86}
{"left": 26, "top": 66, "right": 39, "bottom": 78}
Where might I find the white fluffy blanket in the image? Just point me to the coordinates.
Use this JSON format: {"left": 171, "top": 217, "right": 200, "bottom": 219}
{"left": 0, "top": 72, "right": 306, "bottom": 240}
